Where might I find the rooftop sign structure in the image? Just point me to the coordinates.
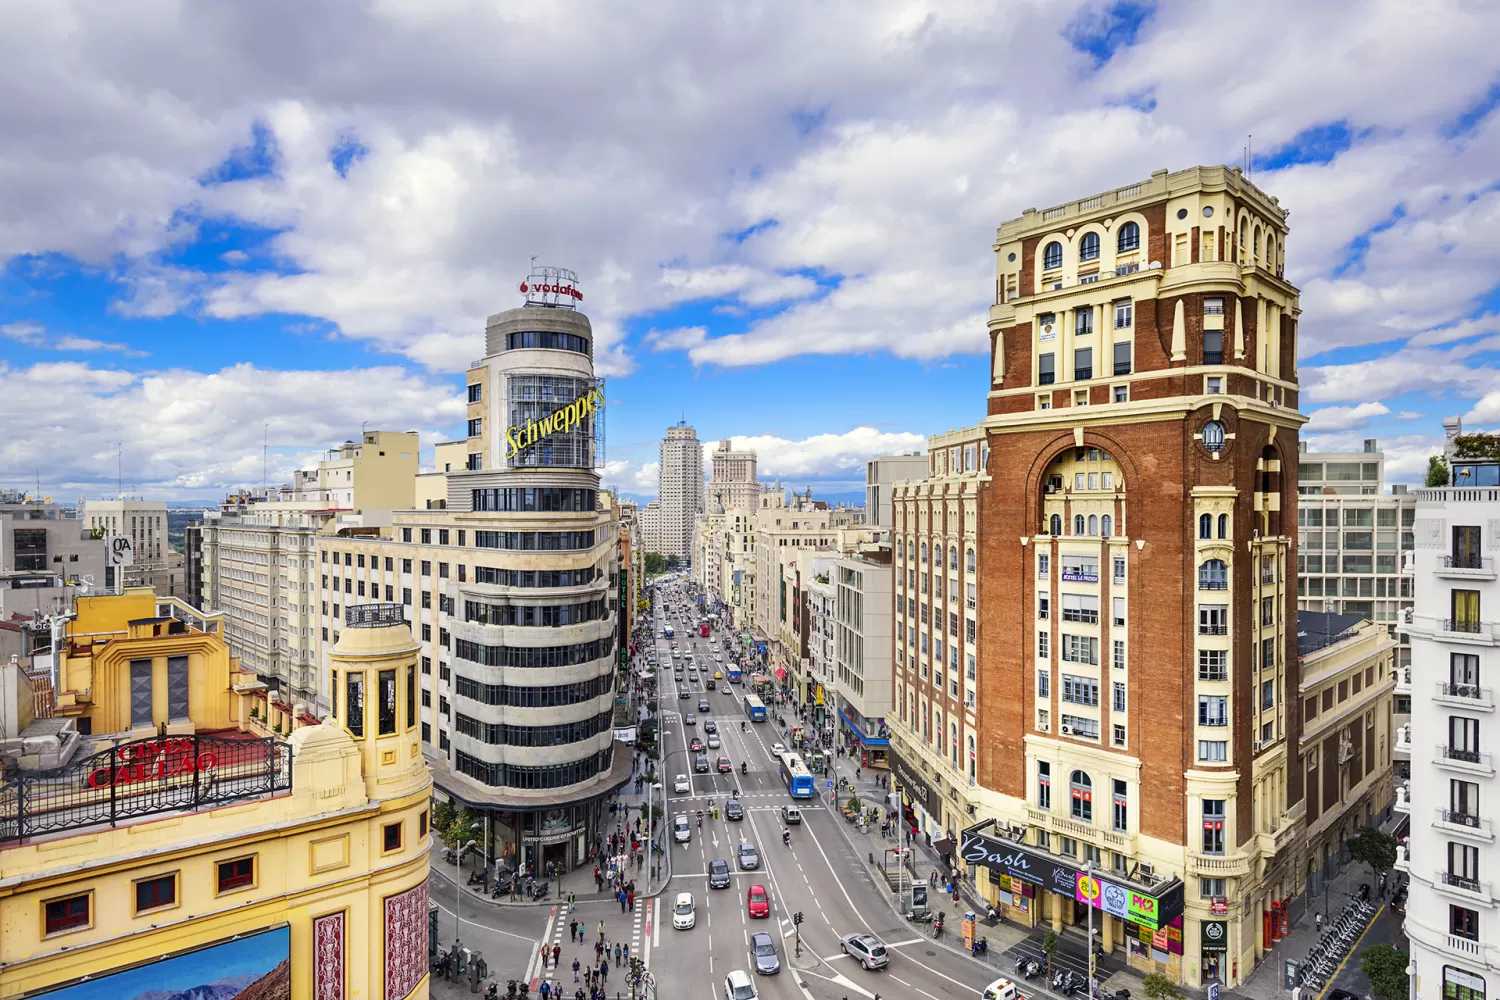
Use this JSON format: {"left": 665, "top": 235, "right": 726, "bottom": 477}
{"left": 520, "top": 264, "right": 583, "bottom": 309}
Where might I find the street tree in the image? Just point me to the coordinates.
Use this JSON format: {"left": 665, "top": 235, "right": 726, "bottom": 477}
{"left": 1347, "top": 825, "right": 1398, "bottom": 886}
{"left": 1042, "top": 930, "right": 1058, "bottom": 976}
{"left": 1426, "top": 455, "right": 1450, "bottom": 487}
{"left": 1359, "top": 945, "right": 1410, "bottom": 1000}
{"left": 1142, "top": 973, "right": 1184, "bottom": 1000}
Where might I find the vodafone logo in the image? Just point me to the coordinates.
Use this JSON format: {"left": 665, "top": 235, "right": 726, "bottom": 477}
{"left": 520, "top": 280, "right": 583, "bottom": 301}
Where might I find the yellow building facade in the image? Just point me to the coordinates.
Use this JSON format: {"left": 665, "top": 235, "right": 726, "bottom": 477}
{"left": 0, "top": 590, "right": 431, "bottom": 1000}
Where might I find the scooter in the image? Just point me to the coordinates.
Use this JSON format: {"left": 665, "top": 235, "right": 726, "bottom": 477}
{"left": 971, "top": 937, "right": 988, "bottom": 956}
{"left": 443, "top": 847, "right": 458, "bottom": 864}
{"left": 1014, "top": 954, "right": 1029, "bottom": 975}
{"left": 1024, "top": 960, "right": 1042, "bottom": 980}
{"left": 506, "top": 979, "right": 518, "bottom": 999}
{"left": 485, "top": 983, "right": 499, "bottom": 1000}
{"left": 741, "top": 761, "right": 749, "bottom": 775}
{"left": 932, "top": 914, "right": 945, "bottom": 938}
{"left": 467, "top": 870, "right": 486, "bottom": 887}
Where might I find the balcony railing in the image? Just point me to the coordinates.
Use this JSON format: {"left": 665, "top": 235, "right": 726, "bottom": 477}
{"left": 1199, "top": 623, "right": 1229, "bottom": 636}
{"left": 1440, "top": 745, "right": 1493, "bottom": 771}
{"left": 1439, "top": 682, "right": 1492, "bottom": 703}
{"left": 1442, "top": 872, "right": 1487, "bottom": 895}
{"left": 1440, "top": 808, "right": 1489, "bottom": 833}
{"left": 1395, "top": 727, "right": 1411, "bottom": 752}
{"left": 1447, "top": 554, "right": 1490, "bottom": 570}
{"left": 1449, "top": 619, "right": 1486, "bottom": 634}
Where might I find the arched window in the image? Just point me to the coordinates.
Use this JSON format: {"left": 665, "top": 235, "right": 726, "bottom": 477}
{"left": 1199, "top": 513, "right": 1213, "bottom": 539}
{"left": 1074, "top": 514, "right": 1085, "bottom": 535}
{"left": 1050, "top": 514, "right": 1063, "bottom": 536}
{"left": 1217, "top": 513, "right": 1228, "bottom": 539}
{"left": 1254, "top": 226, "right": 1262, "bottom": 264}
{"left": 950, "top": 547, "right": 959, "bottom": 571}
{"left": 968, "top": 735, "right": 977, "bottom": 782}
{"left": 951, "top": 722, "right": 959, "bottom": 768}
{"left": 1043, "top": 241, "right": 1063, "bottom": 270}
{"left": 1117, "top": 221, "right": 1140, "bottom": 253}
{"left": 896, "top": 538, "right": 904, "bottom": 559}
{"left": 966, "top": 548, "right": 976, "bottom": 573}
{"left": 1198, "top": 559, "right": 1228, "bottom": 590}
{"left": 1080, "top": 232, "right": 1100, "bottom": 262}
{"left": 921, "top": 543, "right": 928, "bottom": 564}
{"left": 1070, "top": 770, "right": 1093, "bottom": 821}
{"left": 1088, "top": 514, "right": 1099, "bottom": 535}
{"left": 1101, "top": 515, "right": 1113, "bottom": 537}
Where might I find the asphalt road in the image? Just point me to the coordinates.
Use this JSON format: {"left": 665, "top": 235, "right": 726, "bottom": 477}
{"left": 644, "top": 591, "right": 1005, "bottom": 1000}
{"left": 430, "top": 589, "right": 1010, "bottom": 999}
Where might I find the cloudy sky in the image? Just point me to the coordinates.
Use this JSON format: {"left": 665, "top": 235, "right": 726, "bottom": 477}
{"left": 2, "top": 0, "right": 1498, "bottom": 503}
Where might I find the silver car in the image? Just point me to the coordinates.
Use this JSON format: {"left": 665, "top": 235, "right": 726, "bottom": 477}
{"left": 751, "top": 931, "right": 780, "bottom": 974}
{"left": 839, "top": 932, "right": 889, "bottom": 970}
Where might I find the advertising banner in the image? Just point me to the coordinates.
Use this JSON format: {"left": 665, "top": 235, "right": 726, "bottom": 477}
{"left": 39, "top": 925, "right": 290, "bottom": 999}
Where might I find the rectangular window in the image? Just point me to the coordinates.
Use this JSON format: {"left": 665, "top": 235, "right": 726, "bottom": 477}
{"left": 1198, "top": 605, "right": 1228, "bottom": 635}
{"left": 1062, "top": 634, "right": 1099, "bottom": 666}
{"left": 1112, "top": 779, "right": 1128, "bottom": 832}
{"left": 383, "top": 821, "right": 404, "bottom": 853}
{"left": 1039, "top": 554, "right": 1050, "bottom": 577}
{"left": 1112, "top": 724, "right": 1126, "bottom": 747}
{"left": 1039, "top": 597, "right": 1050, "bottom": 619}
{"left": 166, "top": 655, "right": 189, "bottom": 721}
{"left": 1198, "top": 649, "right": 1227, "bottom": 681}
{"left": 1204, "top": 330, "right": 1223, "bottom": 365}
{"left": 1113, "top": 681, "right": 1126, "bottom": 712}
{"left": 1074, "top": 347, "right": 1093, "bottom": 381}
{"left": 1038, "top": 630, "right": 1049, "bottom": 659}
{"left": 1113, "top": 340, "right": 1132, "bottom": 376}
{"left": 130, "top": 658, "right": 153, "bottom": 728}
{"left": 1451, "top": 905, "right": 1480, "bottom": 941}
{"left": 1062, "top": 593, "right": 1099, "bottom": 623}
{"left": 1201, "top": 799, "right": 1226, "bottom": 854}
{"left": 1199, "top": 740, "right": 1228, "bottom": 762}
{"left": 217, "top": 856, "right": 256, "bottom": 893}
{"left": 1114, "top": 300, "right": 1133, "bottom": 329}
{"left": 1261, "top": 678, "right": 1276, "bottom": 711}
{"left": 1204, "top": 297, "right": 1224, "bottom": 316}
{"left": 134, "top": 874, "right": 177, "bottom": 914}
{"left": 1113, "top": 639, "right": 1126, "bottom": 670}
{"left": 44, "top": 893, "right": 91, "bottom": 935}
{"left": 1112, "top": 384, "right": 1129, "bottom": 403}
{"left": 1061, "top": 674, "right": 1099, "bottom": 707}
{"left": 407, "top": 664, "right": 417, "bottom": 729}
{"left": 1076, "top": 308, "right": 1095, "bottom": 336}
{"left": 467, "top": 383, "right": 482, "bottom": 402}
{"left": 1061, "top": 715, "right": 1099, "bottom": 739}
{"left": 1198, "top": 695, "right": 1228, "bottom": 726}
{"left": 1200, "top": 877, "right": 1226, "bottom": 899}
{"left": 1113, "top": 597, "right": 1126, "bottom": 627}
{"left": 1039, "top": 353, "right": 1055, "bottom": 385}
{"left": 346, "top": 673, "right": 365, "bottom": 737}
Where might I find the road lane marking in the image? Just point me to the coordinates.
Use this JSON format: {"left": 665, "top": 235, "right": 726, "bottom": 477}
{"left": 427, "top": 897, "right": 539, "bottom": 943}
{"left": 886, "top": 937, "right": 924, "bottom": 947}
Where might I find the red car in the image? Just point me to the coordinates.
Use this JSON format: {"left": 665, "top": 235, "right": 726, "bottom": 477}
{"left": 689, "top": 737, "right": 704, "bottom": 752}
{"left": 716, "top": 756, "right": 733, "bottom": 773}
{"left": 747, "top": 884, "right": 770, "bottom": 919}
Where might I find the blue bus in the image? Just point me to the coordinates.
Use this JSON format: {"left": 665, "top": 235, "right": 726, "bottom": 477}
{"left": 664, "top": 624, "right": 674, "bottom": 640}
{"left": 727, "top": 664, "right": 743, "bottom": 685}
{"left": 778, "top": 753, "right": 815, "bottom": 799}
{"left": 744, "top": 693, "right": 767, "bottom": 722}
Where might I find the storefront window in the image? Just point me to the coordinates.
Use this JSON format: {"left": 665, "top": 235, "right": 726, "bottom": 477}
{"left": 1446, "top": 966, "right": 1486, "bottom": 1000}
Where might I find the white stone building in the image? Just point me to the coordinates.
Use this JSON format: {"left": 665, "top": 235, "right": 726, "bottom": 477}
{"left": 657, "top": 421, "right": 703, "bottom": 560}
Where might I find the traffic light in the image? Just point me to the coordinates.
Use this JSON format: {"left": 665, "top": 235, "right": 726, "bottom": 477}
{"left": 793, "top": 911, "right": 804, "bottom": 925}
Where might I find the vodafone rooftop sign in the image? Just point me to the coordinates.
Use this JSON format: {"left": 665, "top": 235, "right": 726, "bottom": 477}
{"left": 520, "top": 264, "right": 583, "bottom": 307}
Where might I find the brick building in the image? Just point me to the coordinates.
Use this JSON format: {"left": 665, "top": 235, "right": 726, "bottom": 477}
{"left": 937, "top": 166, "right": 1305, "bottom": 989}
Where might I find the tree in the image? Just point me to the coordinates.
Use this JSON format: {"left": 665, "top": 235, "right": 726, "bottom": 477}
{"left": 1455, "top": 433, "right": 1500, "bottom": 461}
{"left": 1042, "top": 930, "right": 1058, "bottom": 976}
{"left": 432, "top": 799, "right": 458, "bottom": 844}
{"left": 1142, "top": 973, "right": 1184, "bottom": 1000}
{"left": 1347, "top": 825, "right": 1398, "bottom": 885}
{"left": 1360, "top": 945, "right": 1410, "bottom": 1000}
{"left": 1426, "top": 454, "right": 1450, "bottom": 487}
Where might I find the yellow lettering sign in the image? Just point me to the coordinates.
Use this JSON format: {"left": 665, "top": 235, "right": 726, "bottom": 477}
{"left": 506, "top": 387, "right": 604, "bottom": 457}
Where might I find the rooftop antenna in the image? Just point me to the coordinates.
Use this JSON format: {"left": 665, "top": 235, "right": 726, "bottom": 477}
{"left": 1247, "top": 134, "right": 1253, "bottom": 181}
{"left": 262, "top": 423, "right": 268, "bottom": 500}
{"left": 117, "top": 441, "right": 122, "bottom": 499}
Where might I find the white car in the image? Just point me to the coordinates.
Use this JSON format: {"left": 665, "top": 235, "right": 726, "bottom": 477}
{"left": 771, "top": 743, "right": 786, "bottom": 756}
{"left": 673, "top": 891, "right": 696, "bottom": 929}
{"left": 714, "top": 653, "right": 724, "bottom": 662}
{"left": 674, "top": 814, "right": 692, "bottom": 844}
{"left": 982, "top": 978, "right": 1020, "bottom": 1000}
{"left": 674, "top": 773, "right": 691, "bottom": 794}
{"left": 723, "top": 970, "right": 758, "bottom": 1000}
{"left": 707, "top": 733, "right": 722, "bottom": 749}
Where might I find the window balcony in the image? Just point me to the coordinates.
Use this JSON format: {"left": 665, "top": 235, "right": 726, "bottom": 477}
{"left": 1075, "top": 368, "right": 1093, "bottom": 381}
{"left": 1394, "top": 726, "right": 1411, "bottom": 756}
{"left": 1394, "top": 666, "right": 1410, "bottom": 694}
{"left": 1436, "top": 682, "right": 1496, "bottom": 712}
{"left": 1437, "top": 745, "right": 1496, "bottom": 777}
{"left": 1188, "top": 852, "right": 1252, "bottom": 878}
{"left": 1198, "top": 623, "right": 1229, "bottom": 636}
{"left": 1437, "top": 872, "right": 1494, "bottom": 907}
{"left": 1441, "top": 555, "right": 1498, "bottom": 581}
{"left": 1404, "top": 614, "right": 1500, "bottom": 646}
{"left": 1438, "top": 808, "right": 1496, "bottom": 845}
{"left": 1395, "top": 841, "right": 1410, "bottom": 871}
{"left": 1394, "top": 782, "right": 1409, "bottom": 813}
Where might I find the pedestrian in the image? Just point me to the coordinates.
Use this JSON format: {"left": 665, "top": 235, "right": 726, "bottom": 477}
{"left": 594, "top": 940, "right": 603, "bottom": 960}
{"left": 1315, "top": 912, "right": 1323, "bottom": 933}
{"left": 573, "top": 959, "right": 581, "bottom": 983}
{"left": 569, "top": 891, "right": 576, "bottom": 908}
{"left": 619, "top": 890, "right": 626, "bottom": 913}
{"left": 627, "top": 890, "right": 635, "bottom": 911}
{"left": 598, "top": 919, "right": 606, "bottom": 941}
{"left": 570, "top": 918, "right": 578, "bottom": 941}
{"left": 615, "top": 943, "right": 622, "bottom": 964}
{"left": 541, "top": 980, "right": 551, "bottom": 1000}
{"left": 553, "top": 943, "right": 561, "bottom": 968}
{"left": 601, "top": 960, "right": 609, "bottom": 983}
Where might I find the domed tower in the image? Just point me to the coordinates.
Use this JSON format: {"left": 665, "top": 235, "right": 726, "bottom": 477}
{"left": 329, "top": 602, "right": 429, "bottom": 795}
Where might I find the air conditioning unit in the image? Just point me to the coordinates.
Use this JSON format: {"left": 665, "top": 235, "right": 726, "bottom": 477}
{"left": 1253, "top": 738, "right": 1266, "bottom": 752}
{"left": 1060, "top": 724, "right": 1074, "bottom": 736}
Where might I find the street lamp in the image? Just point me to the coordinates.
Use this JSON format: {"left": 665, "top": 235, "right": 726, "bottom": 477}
{"left": 455, "top": 838, "right": 477, "bottom": 947}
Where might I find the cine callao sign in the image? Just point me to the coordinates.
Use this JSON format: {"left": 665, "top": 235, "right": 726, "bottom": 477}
{"left": 506, "top": 386, "right": 605, "bottom": 458}
{"left": 87, "top": 736, "right": 217, "bottom": 789}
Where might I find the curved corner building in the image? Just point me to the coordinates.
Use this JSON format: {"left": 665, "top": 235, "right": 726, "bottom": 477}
{"left": 441, "top": 276, "right": 627, "bottom": 871}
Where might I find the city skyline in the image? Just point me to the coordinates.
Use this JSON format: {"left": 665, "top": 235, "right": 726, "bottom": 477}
{"left": 4, "top": 3, "right": 1499, "bottom": 502}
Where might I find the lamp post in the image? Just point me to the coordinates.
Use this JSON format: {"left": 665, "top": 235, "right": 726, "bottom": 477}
{"left": 455, "top": 838, "right": 477, "bottom": 947}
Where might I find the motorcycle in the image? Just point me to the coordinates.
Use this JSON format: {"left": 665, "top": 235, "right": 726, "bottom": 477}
{"left": 467, "top": 870, "right": 486, "bottom": 887}
{"left": 443, "top": 847, "right": 458, "bottom": 864}
{"left": 484, "top": 984, "right": 499, "bottom": 1000}
{"left": 971, "top": 936, "right": 988, "bottom": 956}
{"left": 1052, "top": 971, "right": 1067, "bottom": 992}
{"left": 782, "top": 830, "right": 791, "bottom": 847}
{"left": 741, "top": 761, "right": 748, "bottom": 775}
{"left": 1023, "top": 960, "right": 1042, "bottom": 980}
{"left": 1014, "top": 955, "right": 1029, "bottom": 975}
{"left": 506, "top": 979, "right": 518, "bottom": 999}
{"left": 932, "top": 914, "right": 944, "bottom": 938}
{"left": 531, "top": 880, "right": 550, "bottom": 901}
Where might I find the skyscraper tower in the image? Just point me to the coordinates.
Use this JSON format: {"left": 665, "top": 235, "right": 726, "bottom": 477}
{"left": 658, "top": 420, "right": 703, "bottom": 560}
{"left": 901, "top": 167, "right": 1303, "bottom": 989}
{"left": 709, "top": 438, "right": 760, "bottom": 512}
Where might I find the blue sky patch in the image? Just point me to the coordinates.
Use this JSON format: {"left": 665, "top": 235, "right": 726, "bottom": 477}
{"left": 1441, "top": 79, "right": 1500, "bottom": 139}
{"left": 1254, "top": 120, "right": 1356, "bottom": 171}
{"left": 330, "top": 134, "right": 369, "bottom": 178}
{"left": 1064, "top": 1, "right": 1155, "bottom": 66}
{"left": 199, "top": 122, "right": 279, "bottom": 186}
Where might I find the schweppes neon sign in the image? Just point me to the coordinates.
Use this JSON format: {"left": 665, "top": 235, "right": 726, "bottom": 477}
{"left": 506, "top": 386, "right": 605, "bottom": 458}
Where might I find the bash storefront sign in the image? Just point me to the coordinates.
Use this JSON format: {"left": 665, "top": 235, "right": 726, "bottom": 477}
{"left": 960, "top": 831, "right": 1081, "bottom": 897}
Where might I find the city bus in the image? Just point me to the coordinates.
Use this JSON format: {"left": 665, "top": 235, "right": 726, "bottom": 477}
{"left": 699, "top": 621, "right": 710, "bottom": 638}
{"left": 778, "top": 753, "right": 815, "bottom": 799}
{"left": 727, "top": 664, "right": 743, "bottom": 685}
{"left": 664, "top": 624, "right": 675, "bottom": 641}
{"left": 744, "top": 693, "right": 767, "bottom": 722}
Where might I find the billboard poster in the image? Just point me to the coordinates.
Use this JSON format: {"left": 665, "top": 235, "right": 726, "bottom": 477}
{"left": 38, "top": 924, "right": 290, "bottom": 1000}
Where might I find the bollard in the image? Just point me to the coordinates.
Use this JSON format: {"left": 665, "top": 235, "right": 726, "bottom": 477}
{"left": 869, "top": 852, "right": 874, "bottom": 863}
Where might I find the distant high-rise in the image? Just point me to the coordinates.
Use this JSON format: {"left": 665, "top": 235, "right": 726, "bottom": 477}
{"left": 709, "top": 439, "right": 760, "bottom": 512}
{"left": 657, "top": 421, "right": 703, "bottom": 559}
